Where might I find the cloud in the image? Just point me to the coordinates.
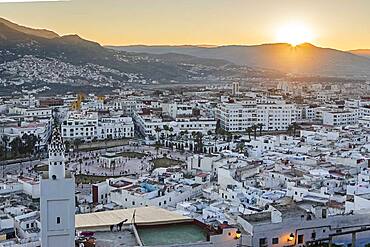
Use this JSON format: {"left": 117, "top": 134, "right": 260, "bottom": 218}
{"left": 0, "top": 0, "right": 69, "bottom": 2}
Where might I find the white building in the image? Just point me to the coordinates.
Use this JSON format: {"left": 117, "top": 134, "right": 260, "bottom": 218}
{"left": 0, "top": 117, "right": 52, "bottom": 149}
{"left": 232, "top": 82, "right": 240, "bottom": 96}
{"left": 134, "top": 111, "right": 216, "bottom": 139}
{"left": 216, "top": 100, "right": 297, "bottom": 132}
{"left": 216, "top": 101, "right": 257, "bottom": 132}
{"left": 322, "top": 109, "right": 358, "bottom": 126}
{"left": 109, "top": 178, "right": 203, "bottom": 209}
{"left": 256, "top": 103, "right": 297, "bottom": 131}
{"left": 40, "top": 126, "right": 75, "bottom": 247}
{"left": 162, "top": 103, "right": 193, "bottom": 119}
{"left": 61, "top": 112, "right": 134, "bottom": 141}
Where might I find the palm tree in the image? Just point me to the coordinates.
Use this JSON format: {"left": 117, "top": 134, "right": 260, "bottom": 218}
{"left": 251, "top": 125, "right": 258, "bottom": 139}
{"left": 2, "top": 136, "right": 9, "bottom": 159}
{"left": 36, "top": 135, "right": 42, "bottom": 154}
{"left": 195, "top": 132, "right": 204, "bottom": 153}
{"left": 78, "top": 158, "right": 83, "bottom": 174}
{"left": 287, "top": 125, "right": 293, "bottom": 136}
{"left": 292, "top": 122, "right": 300, "bottom": 137}
{"left": 154, "top": 126, "right": 161, "bottom": 141}
{"left": 257, "top": 123, "right": 264, "bottom": 136}
{"left": 246, "top": 127, "right": 252, "bottom": 140}
{"left": 215, "top": 119, "right": 221, "bottom": 135}
{"left": 225, "top": 131, "right": 232, "bottom": 142}
{"left": 154, "top": 142, "right": 161, "bottom": 157}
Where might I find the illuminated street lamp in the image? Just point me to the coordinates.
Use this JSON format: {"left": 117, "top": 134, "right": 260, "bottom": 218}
{"left": 288, "top": 233, "right": 295, "bottom": 242}
{"left": 235, "top": 229, "right": 242, "bottom": 239}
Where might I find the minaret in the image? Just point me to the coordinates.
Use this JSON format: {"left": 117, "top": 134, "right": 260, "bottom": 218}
{"left": 40, "top": 125, "right": 75, "bottom": 247}
{"left": 48, "top": 126, "right": 66, "bottom": 179}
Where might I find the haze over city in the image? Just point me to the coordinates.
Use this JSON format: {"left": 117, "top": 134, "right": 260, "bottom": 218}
{"left": 0, "top": 0, "right": 370, "bottom": 50}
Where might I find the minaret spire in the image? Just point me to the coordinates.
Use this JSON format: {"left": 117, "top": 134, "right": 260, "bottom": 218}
{"left": 48, "top": 125, "right": 66, "bottom": 179}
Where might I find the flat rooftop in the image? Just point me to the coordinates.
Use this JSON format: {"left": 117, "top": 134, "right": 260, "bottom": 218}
{"left": 75, "top": 206, "right": 191, "bottom": 230}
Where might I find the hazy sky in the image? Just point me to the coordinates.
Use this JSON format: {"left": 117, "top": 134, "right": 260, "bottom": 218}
{"left": 0, "top": 0, "right": 369, "bottom": 50}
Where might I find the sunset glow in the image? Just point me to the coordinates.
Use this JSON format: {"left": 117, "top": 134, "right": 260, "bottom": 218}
{"left": 276, "top": 23, "right": 314, "bottom": 46}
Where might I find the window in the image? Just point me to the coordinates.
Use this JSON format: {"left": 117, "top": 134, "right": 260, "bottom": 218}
{"left": 272, "top": 237, "right": 279, "bottom": 244}
{"left": 56, "top": 217, "right": 61, "bottom": 224}
{"left": 259, "top": 238, "right": 267, "bottom": 247}
{"left": 298, "top": 234, "right": 304, "bottom": 244}
{"left": 311, "top": 232, "right": 316, "bottom": 239}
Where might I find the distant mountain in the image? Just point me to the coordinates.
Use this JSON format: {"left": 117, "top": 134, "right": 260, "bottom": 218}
{"left": 0, "top": 17, "right": 59, "bottom": 39}
{"left": 349, "top": 49, "right": 370, "bottom": 59}
{"left": 1, "top": 17, "right": 253, "bottom": 93}
{"left": 110, "top": 43, "right": 370, "bottom": 78}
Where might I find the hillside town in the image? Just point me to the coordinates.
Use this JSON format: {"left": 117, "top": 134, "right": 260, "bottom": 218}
{"left": 0, "top": 80, "right": 370, "bottom": 247}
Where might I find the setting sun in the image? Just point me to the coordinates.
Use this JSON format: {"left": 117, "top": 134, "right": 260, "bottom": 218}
{"left": 276, "top": 23, "right": 314, "bottom": 46}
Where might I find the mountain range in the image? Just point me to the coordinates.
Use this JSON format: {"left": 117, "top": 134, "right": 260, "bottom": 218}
{"left": 0, "top": 16, "right": 370, "bottom": 89}
{"left": 110, "top": 44, "right": 370, "bottom": 78}
{"left": 1, "top": 17, "right": 254, "bottom": 95}
{"left": 349, "top": 49, "right": 370, "bottom": 59}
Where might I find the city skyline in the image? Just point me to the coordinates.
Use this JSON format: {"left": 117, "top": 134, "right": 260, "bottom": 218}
{"left": 0, "top": 0, "right": 369, "bottom": 50}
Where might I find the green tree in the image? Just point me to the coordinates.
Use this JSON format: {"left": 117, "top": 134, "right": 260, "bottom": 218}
{"left": 64, "top": 140, "right": 71, "bottom": 151}
{"left": 195, "top": 132, "right": 204, "bottom": 153}
{"left": 22, "top": 133, "right": 37, "bottom": 154}
{"left": 292, "top": 122, "right": 300, "bottom": 137}
{"left": 246, "top": 127, "right": 252, "bottom": 140}
{"left": 0, "top": 144, "right": 4, "bottom": 158}
{"left": 154, "top": 142, "right": 161, "bottom": 157}
{"left": 10, "top": 137, "right": 22, "bottom": 157}
{"left": 1, "top": 136, "right": 9, "bottom": 159}
{"left": 73, "top": 138, "right": 82, "bottom": 150}
{"left": 154, "top": 126, "right": 161, "bottom": 141}
{"left": 78, "top": 158, "right": 83, "bottom": 174}
{"left": 257, "top": 123, "right": 264, "bottom": 136}
{"left": 215, "top": 120, "right": 221, "bottom": 134}
{"left": 237, "top": 142, "right": 245, "bottom": 153}
{"left": 251, "top": 125, "right": 258, "bottom": 139}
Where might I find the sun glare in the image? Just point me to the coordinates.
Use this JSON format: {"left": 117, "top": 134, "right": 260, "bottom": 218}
{"left": 276, "top": 23, "right": 314, "bottom": 46}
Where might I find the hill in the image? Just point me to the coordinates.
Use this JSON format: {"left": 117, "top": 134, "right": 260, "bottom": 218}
{"left": 110, "top": 43, "right": 370, "bottom": 78}
{"left": 0, "top": 17, "right": 255, "bottom": 95}
{"left": 0, "top": 17, "right": 59, "bottom": 39}
{"left": 349, "top": 49, "right": 370, "bottom": 59}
